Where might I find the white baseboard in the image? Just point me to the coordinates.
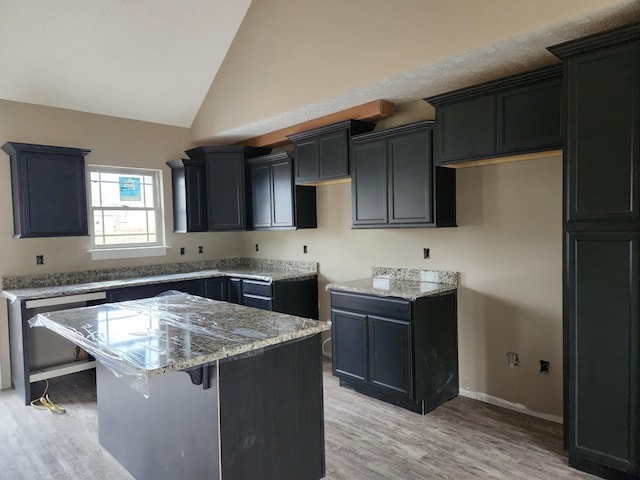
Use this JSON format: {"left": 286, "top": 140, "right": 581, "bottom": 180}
{"left": 459, "top": 388, "right": 563, "bottom": 424}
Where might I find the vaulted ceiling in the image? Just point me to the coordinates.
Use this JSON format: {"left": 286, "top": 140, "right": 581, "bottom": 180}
{"left": 1, "top": 0, "right": 639, "bottom": 143}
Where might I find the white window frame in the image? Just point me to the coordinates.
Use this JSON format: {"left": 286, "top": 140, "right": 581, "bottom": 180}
{"left": 86, "top": 165, "right": 168, "bottom": 261}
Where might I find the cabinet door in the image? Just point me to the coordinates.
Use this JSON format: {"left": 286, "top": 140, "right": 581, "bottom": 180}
{"left": 250, "top": 163, "right": 272, "bottom": 229}
{"left": 294, "top": 139, "right": 319, "bottom": 184}
{"left": 107, "top": 280, "right": 204, "bottom": 302}
{"left": 206, "top": 152, "right": 245, "bottom": 230}
{"left": 331, "top": 309, "right": 368, "bottom": 383}
{"left": 368, "top": 315, "right": 413, "bottom": 398}
{"left": 566, "top": 231, "right": 639, "bottom": 473}
{"left": 204, "top": 277, "right": 228, "bottom": 301}
{"left": 228, "top": 278, "right": 242, "bottom": 305}
{"left": 435, "top": 95, "right": 496, "bottom": 164}
{"left": 351, "top": 140, "right": 388, "bottom": 226}
{"left": 388, "top": 128, "right": 432, "bottom": 225}
{"left": 319, "top": 129, "right": 349, "bottom": 179}
{"left": 16, "top": 152, "right": 87, "bottom": 237}
{"left": 497, "top": 78, "right": 562, "bottom": 154}
{"left": 271, "top": 159, "right": 294, "bottom": 227}
{"left": 566, "top": 43, "right": 640, "bottom": 223}
{"left": 184, "top": 164, "right": 207, "bottom": 232}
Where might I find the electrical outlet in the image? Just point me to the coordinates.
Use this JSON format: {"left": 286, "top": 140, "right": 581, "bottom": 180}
{"left": 180, "top": 247, "right": 185, "bottom": 255}
{"left": 36, "top": 255, "right": 44, "bottom": 265}
{"left": 303, "top": 245, "right": 308, "bottom": 254}
{"left": 198, "top": 246, "right": 203, "bottom": 254}
{"left": 423, "top": 248, "right": 430, "bottom": 259}
{"left": 255, "top": 244, "right": 259, "bottom": 252}
{"left": 540, "top": 360, "right": 550, "bottom": 374}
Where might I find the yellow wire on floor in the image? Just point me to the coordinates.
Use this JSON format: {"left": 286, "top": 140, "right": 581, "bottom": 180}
{"left": 30, "top": 379, "right": 66, "bottom": 414}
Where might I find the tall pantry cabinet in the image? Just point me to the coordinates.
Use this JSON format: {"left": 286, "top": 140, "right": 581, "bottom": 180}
{"left": 549, "top": 24, "right": 640, "bottom": 480}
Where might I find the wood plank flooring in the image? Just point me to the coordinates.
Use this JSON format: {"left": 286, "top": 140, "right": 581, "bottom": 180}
{"left": 0, "top": 360, "right": 598, "bottom": 479}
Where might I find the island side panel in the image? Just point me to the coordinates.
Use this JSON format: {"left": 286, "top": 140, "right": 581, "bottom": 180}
{"left": 219, "top": 334, "right": 325, "bottom": 480}
{"left": 7, "top": 300, "right": 29, "bottom": 404}
{"left": 96, "top": 363, "right": 220, "bottom": 480}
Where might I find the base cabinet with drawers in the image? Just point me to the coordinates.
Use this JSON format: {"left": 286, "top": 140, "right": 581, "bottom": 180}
{"left": 330, "top": 290, "right": 458, "bottom": 414}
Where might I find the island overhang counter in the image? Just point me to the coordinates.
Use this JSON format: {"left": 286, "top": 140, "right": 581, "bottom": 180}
{"left": 29, "top": 291, "right": 329, "bottom": 480}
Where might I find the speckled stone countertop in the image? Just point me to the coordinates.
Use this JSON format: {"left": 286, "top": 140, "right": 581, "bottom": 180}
{"left": 1, "top": 258, "right": 317, "bottom": 302}
{"left": 29, "top": 292, "right": 329, "bottom": 378}
{"left": 327, "top": 267, "right": 458, "bottom": 301}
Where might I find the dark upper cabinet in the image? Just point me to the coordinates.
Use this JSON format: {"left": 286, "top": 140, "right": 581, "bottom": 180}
{"left": 185, "top": 146, "right": 271, "bottom": 231}
{"left": 288, "top": 120, "right": 375, "bottom": 184}
{"left": 560, "top": 41, "right": 639, "bottom": 224}
{"left": 425, "top": 65, "right": 562, "bottom": 166}
{"left": 166, "top": 158, "right": 207, "bottom": 232}
{"left": 351, "top": 121, "right": 456, "bottom": 228}
{"left": 2, "top": 142, "right": 90, "bottom": 238}
{"left": 550, "top": 23, "right": 640, "bottom": 480}
{"left": 246, "top": 152, "right": 317, "bottom": 230}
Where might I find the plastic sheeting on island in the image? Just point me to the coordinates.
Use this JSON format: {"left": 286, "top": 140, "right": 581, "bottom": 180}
{"left": 28, "top": 291, "right": 329, "bottom": 397}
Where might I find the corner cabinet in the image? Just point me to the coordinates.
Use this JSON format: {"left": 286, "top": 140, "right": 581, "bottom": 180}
{"left": 288, "top": 120, "right": 375, "bottom": 184}
{"left": 245, "top": 152, "right": 317, "bottom": 230}
{"left": 2, "top": 142, "right": 90, "bottom": 238}
{"left": 184, "top": 146, "right": 271, "bottom": 231}
{"left": 351, "top": 121, "right": 456, "bottom": 228}
{"left": 549, "top": 23, "right": 640, "bottom": 480}
{"left": 330, "top": 290, "right": 458, "bottom": 414}
{"left": 425, "top": 65, "right": 562, "bottom": 166}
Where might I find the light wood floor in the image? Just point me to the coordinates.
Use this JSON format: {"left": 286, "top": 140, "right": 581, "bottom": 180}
{"left": 0, "top": 360, "right": 598, "bottom": 480}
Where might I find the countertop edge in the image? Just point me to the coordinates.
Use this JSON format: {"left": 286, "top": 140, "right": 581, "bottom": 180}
{"left": 3, "top": 269, "right": 318, "bottom": 302}
{"left": 326, "top": 281, "right": 457, "bottom": 301}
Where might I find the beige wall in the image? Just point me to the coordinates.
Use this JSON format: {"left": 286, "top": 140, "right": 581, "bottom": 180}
{"left": 0, "top": 99, "right": 244, "bottom": 387}
{"left": 191, "top": 0, "right": 629, "bottom": 141}
{"left": 240, "top": 102, "right": 563, "bottom": 418}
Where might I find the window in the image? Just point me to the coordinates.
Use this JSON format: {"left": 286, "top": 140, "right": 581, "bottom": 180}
{"left": 87, "top": 165, "right": 167, "bottom": 260}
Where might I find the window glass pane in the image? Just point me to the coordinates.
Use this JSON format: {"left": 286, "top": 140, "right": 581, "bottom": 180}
{"left": 147, "top": 211, "right": 156, "bottom": 234}
{"left": 93, "top": 211, "right": 104, "bottom": 236}
{"left": 90, "top": 181, "right": 101, "bottom": 207}
{"left": 144, "top": 185, "right": 155, "bottom": 207}
{"left": 90, "top": 171, "right": 100, "bottom": 182}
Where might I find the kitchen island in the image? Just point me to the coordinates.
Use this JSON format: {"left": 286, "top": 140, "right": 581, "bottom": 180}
{"left": 30, "top": 291, "right": 329, "bottom": 480}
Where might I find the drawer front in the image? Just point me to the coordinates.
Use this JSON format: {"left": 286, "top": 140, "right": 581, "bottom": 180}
{"left": 242, "top": 280, "right": 273, "bottom": 297}
{"left": 243, "top": 294, "right": 273, "bottom": 311}
{"left": 330, "top": 291, "right": 411, "bottom": 321}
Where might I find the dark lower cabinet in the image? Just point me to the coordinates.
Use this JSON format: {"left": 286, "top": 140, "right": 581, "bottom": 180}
{"left": 550, "top": 23, "right": 640, "bottom": 480}
{"left": 566, "top": 232, "right": 639, "bottom": 477}
{"left": 330, "top": 290, "right": 458, "bottom": 414}
{"left": 2, "top": 142, "right": 91, "bottom": 238}
{"left": 204, "top": 277, "right": 228, "bottom": 301}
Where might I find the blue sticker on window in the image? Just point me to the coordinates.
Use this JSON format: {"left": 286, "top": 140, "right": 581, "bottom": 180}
{"left": 119, "top": 177, "right": 141, "bottom": 201}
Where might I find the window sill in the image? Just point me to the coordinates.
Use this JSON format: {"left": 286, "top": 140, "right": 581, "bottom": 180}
{"left": 89, "top": 246, "right": 169, "bottom": 261}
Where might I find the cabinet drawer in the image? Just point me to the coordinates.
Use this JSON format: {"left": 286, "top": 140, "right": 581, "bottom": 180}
{"left": 242, "top": 280, "right": 272, "bottom": 297}
{"left": 243, "top": 294, "right": 273, "bottom": 311}
{"left": 330, "top": 291, "right": 411, "bottom": 321}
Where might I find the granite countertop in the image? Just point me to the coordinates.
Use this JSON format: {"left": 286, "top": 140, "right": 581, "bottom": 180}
{"left": 2, "top": 260, "right": 317, "bottom": 302}
{"left": 327, "top": 267, "right": 458, "bottom": 301}
{"left": 29, "top": 291, "right": 329, "bottom": 378}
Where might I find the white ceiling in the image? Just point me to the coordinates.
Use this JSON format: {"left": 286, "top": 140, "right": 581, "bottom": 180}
{"left": 0, "top": 0, "right": 252, "bottom": 127}
{"left": 1, "top": 1, "right": 639, "bottom": 138}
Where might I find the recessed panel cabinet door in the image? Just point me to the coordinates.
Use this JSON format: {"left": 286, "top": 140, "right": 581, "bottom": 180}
{"left": 185, "top": 164, "right": 207, "bottom": 232}
{"left": 567, "top": 231, "right": 639, "bottom": 473}
{"left": 251, "top": 163, "right": 272, "bottom": 229}
{"left": 351, "top": 140, "right": 387, "bottom": 225}
{"left": 566, "top": 43, "right": 640, "bottom": 223}
{"left": 271, "top": 160, "right": 294, "bottom": 227}
{"left": 331, "top": 309, "right": 368, "bottom": 383}
{"left": 294, "top": 139, "right": 319, "bottom": 183}
{"left": 368, "top": 315, "right": 413, "bottom": 397}
{"left": 388, "top": 129, "right": 432, "bottom": 224}
{"left": 319, "top": 130, "right": 348, "bottom": 179}
{"left": 207, "top": 152, "right": 245, "bottom": 230}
